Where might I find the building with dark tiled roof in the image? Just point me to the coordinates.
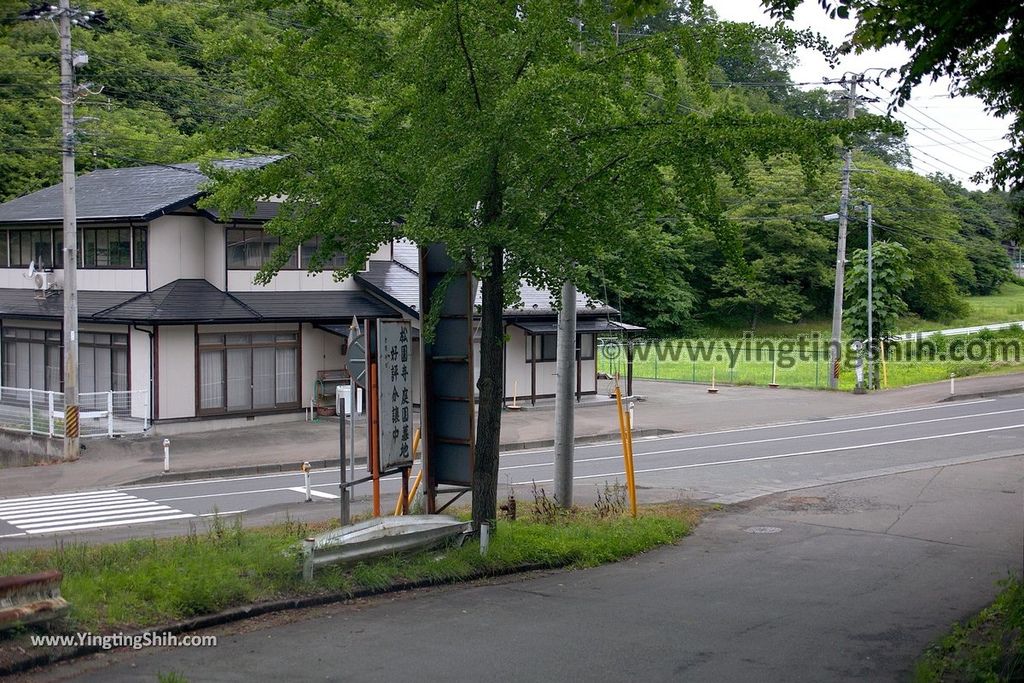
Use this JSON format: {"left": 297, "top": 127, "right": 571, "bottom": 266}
{"left": 0, "top": 161, "right": 636, "bottom": 427}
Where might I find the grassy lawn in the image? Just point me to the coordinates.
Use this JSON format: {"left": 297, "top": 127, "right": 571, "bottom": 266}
{"left": 0, "top": 505, "right": 698, "bottom": 634}
{"left": 598, "top": 338, "right": 1024, "bottom": 390}
{"left": 903, "top": 282, "right": 1024, "bottom": 331}
{"left": 701, "top": 283, "right": 1024, "bottom": 340}
{"left": 915, "top": 577, "right": 1023, "bottom": 682}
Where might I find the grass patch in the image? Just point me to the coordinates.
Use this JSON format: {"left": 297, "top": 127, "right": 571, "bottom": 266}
{"left": 600, "top": 324, "right": 1024, "bottom": 391}
{"left": 915, "top": 577, "right": 1024, "bottom": 682}
{"left": 702, "top": 283, "right": 1024, "bottom": 340}
{"left": 0, "top": 505, "right": 699, "bottom": 635}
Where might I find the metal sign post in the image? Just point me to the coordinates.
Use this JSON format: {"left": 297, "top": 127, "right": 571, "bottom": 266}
{"left": 342, "top": 316, "right": 367, "bottom": 526}
{"left": 347, "top": 317, "right": 365, "bottom": 485}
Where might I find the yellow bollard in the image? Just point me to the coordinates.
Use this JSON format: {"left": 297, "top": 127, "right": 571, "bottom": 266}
{"left": 394, "top": 428, "right": 422, "bottom": 516}
{"left": 880, "top": 339, "right": 889, "bottom": 389}
{"left": 614, "top": 386, "right": 638, "bottom": 518}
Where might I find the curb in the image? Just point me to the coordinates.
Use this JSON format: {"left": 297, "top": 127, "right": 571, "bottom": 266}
{"left": 0, "top": 560, "right": 564, "bottom": 677}
{"left": 940, "top": 387, "right": 1024, "bottom": 402}
{"left": 122, "top": 430, "right": 676, "bottom": 486}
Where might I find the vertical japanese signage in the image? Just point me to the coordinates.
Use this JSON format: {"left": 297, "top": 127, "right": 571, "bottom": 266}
{"left": 377, "top": 319, "right": 413, "bottom": 470}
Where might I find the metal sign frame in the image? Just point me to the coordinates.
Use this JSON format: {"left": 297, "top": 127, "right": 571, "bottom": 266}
{"left": 419, "top": 244, "right": 476, "bottom": 513}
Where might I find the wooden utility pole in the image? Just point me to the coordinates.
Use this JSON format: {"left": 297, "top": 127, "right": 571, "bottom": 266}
{"left": 828, "top": 75, "right": 858, "bottom": 390}
{"left": 58, "top": 0, "right": 80, "bottom": 460}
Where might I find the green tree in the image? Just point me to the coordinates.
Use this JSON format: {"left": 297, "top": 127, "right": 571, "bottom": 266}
{"left": 843, "top": 240, "right": 912, "bottom": 344}
{"left": 848, "top": 156, "right": 971, "bottom": 321}
{"left": 0, "top": 0, "right": 260, "bottom": 199}
{"left": 712, "top": 156, "right": 835, "bottom": 329}
{"left": 204, "top": 0, "right": 874, "bottom": 528}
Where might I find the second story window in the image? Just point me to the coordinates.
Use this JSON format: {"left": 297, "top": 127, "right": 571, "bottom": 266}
{"left": 300, "top": 235, "right": 346, "bottom": 270}
{"left": 9, "top": 230, "right": 54, "bottom": 269}
{"left": 81, "top": 228, "right": 131, "bottom": 268}
{"left": 227, "top": 227, "right": 297, "bottom": 269}
{"left": 0, "top": 226, "right": 146, "bottom": 269}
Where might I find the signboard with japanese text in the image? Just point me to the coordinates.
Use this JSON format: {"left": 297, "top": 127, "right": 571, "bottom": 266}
{"left": 376, "top": 319, "right": 414, "bottom": 470}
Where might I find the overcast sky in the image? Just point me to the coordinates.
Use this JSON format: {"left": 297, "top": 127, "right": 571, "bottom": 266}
{"left": 707, "top": 0, "right": 1011, "bottom": 191}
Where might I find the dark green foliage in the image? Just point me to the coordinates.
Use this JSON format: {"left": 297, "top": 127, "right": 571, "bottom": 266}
{"left": 843, "top": 240, "right": 912, "bottom": 342}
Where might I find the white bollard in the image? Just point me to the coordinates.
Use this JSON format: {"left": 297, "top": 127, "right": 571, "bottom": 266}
{"left": 628, "top": 401, "right": 636, "bottom": 431}
{"left": 302, "top": 461, "right": 312, "bottom": 502}
{"left": 162, "top": 438, "right": 170, "bottom": 473}
{"left": 950, "top": 373, "right": 956, "bottom": 395}
{"left": 480, "top": 522, "right": 490, "bottom": 557}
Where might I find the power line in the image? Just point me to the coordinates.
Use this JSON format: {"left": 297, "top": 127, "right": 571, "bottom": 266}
{"left": 863, "top": 84, "right": 1001, "bottom": 157}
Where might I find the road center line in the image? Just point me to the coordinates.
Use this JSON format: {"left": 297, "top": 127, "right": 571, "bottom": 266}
{"left": 499, "top": 407, "right": 1024, "bottom": 471}
{"left": 512, "top": 422, "right": 1024, "bottom": 485}
{"left": 500, "top": 398, "right": 998, "bottom": 457}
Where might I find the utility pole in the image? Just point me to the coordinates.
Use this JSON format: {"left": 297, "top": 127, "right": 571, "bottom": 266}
{"left": 20, "top": 2, "right": 106, "bottom": 459}
{"left": 21, "top": 2, "right": 105, "bottom": 459}
{"left": 828, "top": 75, "right": 859, "bottom": 390}
{"left": 865, "top": 202, "right": 874, "bottom": 391}
{"left": 554, "top": 6, "right": 584, "bottom": 508}
{"left": 58, "top": 0, "right": 80, "bottom": 460}
{"left": 553, "top": 280, "right": 577, "bottom": 508}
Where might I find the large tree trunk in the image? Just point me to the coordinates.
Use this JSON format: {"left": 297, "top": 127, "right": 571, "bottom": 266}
{"left": 472, "top": 244, "right": 504, "bottom": 530}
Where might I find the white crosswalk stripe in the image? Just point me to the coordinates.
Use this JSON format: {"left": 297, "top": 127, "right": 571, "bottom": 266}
{"left": 0, "top": 490, "right": 195, "bottom": 535}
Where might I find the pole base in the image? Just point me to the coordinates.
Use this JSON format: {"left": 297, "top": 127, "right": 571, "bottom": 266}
{"left": 853, "top": 386, "right": 867, "bottom": 395}
{"left": 768, "top": 383, "right": 779, "bottom": 389}
{"left": 707, "top": 387, "right": 718, "bottom": 394}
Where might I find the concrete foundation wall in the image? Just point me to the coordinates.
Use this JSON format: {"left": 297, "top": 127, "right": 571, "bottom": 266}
{"left": 0, "top": 430, "right": 63, "bottom": 466}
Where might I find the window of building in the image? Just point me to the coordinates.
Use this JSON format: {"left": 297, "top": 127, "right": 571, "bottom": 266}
{"left": 300, "top": 236, "right": 346, "bottom": 270}
{"left": 81, "top": 228, "right": 131, "bottom": 268}
{"left": 1, "top": 227, "right": 145, "bottom": 269}
{"left": 525, "top": 333, "right": 595, "bottom": 362}
{"left": 77, "top": 332, "right": 129, "bottom": 393}
{"left": 1, "top": 327, "right": 127, "bottom": 392}
{"left": 133, "top": 227, "right": 147, "bottom": 268}
{"left": 9, "top": 230, "right": 54, "bottom": 269}
{"left": 226, "top": 228, "right": 297, "bottom": 270}
{"left": 525, "top": 334, "right": 558, "bottom": 362}
{"left": 579, "top": 334, "right": 595, "bottom": 360}
{"left": 197, "top": 331, "right": 299, "bottom": 414}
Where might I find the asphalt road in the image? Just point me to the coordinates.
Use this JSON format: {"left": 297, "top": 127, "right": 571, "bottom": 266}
{"left": 2, "top": 396, "right": 1024, "bottom": 544}
{"left": 37, "top": 455, "right": 1024, "bottom": 683}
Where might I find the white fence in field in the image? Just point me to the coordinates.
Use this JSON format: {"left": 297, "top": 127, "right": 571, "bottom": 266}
{"left": 0, "top": 386, "right": 150, "bottom": 438}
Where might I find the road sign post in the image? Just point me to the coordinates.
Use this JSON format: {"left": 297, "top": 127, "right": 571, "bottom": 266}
{"left": 342, "top": 316, "right": 367, "bottom": 525}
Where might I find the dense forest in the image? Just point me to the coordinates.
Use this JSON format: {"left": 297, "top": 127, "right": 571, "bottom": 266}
{"left": 0, "top": 0, "right": 1018, "bottom": 335}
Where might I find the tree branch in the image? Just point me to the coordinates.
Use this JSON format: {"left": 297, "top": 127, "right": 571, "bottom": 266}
{"left": 538, "top": 151, "right": 630, "bottom": 231}
{"left": 453, "top": 0, "right": 483, "bottom": 111}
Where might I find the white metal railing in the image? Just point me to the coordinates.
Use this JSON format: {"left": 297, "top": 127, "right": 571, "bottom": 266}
{"left": 0, "top": 386, "right": 150, "bottom": 438}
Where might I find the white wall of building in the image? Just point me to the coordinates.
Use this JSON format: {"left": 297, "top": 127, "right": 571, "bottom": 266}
{"left": 0, "top": 268, "right": 145, "bottom": 291}
{"left": 227, "top": 270, "right": 364, "bottom": 292}
{"left": 156, "top": 325, "right": 195, "bottom": 419}
{"left": 300, "top": 324, "right": 346, "bottom": 410}
{"left": 129, "top": 326, "right": 152, "bottom": 420}
{"left": 148, "top": 214, "right": 206, "bottom": 290}
{"left": 204, "top": 223, "right": 226, "bottom": 290}
{"left": 502, "top": 327, "right": 598, "bottom": 401}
